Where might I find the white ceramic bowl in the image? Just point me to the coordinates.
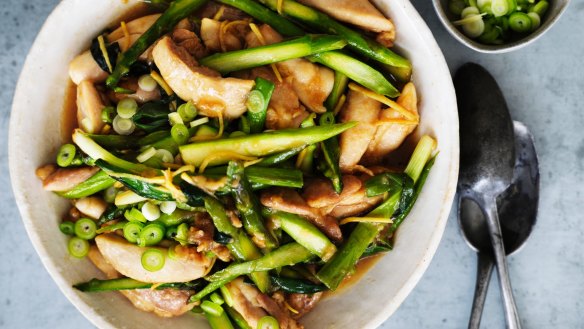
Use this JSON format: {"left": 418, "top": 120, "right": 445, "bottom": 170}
{"left": 9, "top": 1, "right": 459, "bottom": 328}
{"left": 433, "top": 0, "right": 570, "bottom": 53}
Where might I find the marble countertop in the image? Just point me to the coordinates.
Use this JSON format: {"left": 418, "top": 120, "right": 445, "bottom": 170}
{"left": 1, "top": 0, "right": 582, "bottom": 328}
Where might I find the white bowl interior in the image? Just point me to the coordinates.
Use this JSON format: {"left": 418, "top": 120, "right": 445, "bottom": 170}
{"left": 9, "top": 0, "right": 458, "bottom": 328}
{"left": 433, "top": 0, "right": 571, "bottom": 53}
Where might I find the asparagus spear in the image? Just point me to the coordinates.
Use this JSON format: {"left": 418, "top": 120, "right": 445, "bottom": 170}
{"left": 106, "top": 0, "right": 209, "bottom": 88}
{"left": 57, "top": 170, "right": 115, "bottom": 199}
{"left": 266, "top": 210, "right": 337, "bottom": 261}
{"left": 204, "top": 197, "right": 271, "bottom": 292}
{"left": 309, "top": 51, "right": 399, "bottom": 97}
{"left": 227, "top": 161, "right": 278, "bottom": 250}
{"left": 199, "top": 35, "right": 347, "bottom": 74}
{"left": 297, "top": 115, "right": 317, "bottom": 173}
{"left": 246, "top": 78, "right": 275, "bottom": 134}
{"left": 179, "top": 122, "right": 356, "bottom": 167}
{"left": 190, "top": 243, "right": 313, "bottom": 302}
{"left": 216, "top": 0, "right": 304, "bottom": 37}
{"left": 324, "top": 71, "right": 348, "bottom": 112}
{"left": 225, "top": 306, "right": 253, "bottom": 329}
{"left": 257, "top": 0, "right": 412, "bottom": 75}
{"left": 203, "top": 304, "right": 235, "bottom": 329}
{"left": 317, "top": 112, "right": 343, "bottom": 193}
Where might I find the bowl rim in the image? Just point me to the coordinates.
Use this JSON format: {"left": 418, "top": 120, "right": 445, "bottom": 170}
{"left": 9, "top": 0, "right": 459, "bottom": 328}
{"left": 432, "top": 0, "right": 571, "bottom": 53}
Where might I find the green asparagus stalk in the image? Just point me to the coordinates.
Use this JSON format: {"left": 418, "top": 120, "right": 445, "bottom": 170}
{"left": 227, "top": 161, "right": 278, "bottom": 250}
{"left": 257, "top": 0, "right": 412, "bottom": 74}
{"left": 202, "top": 166, "right": 304, "bottom": 190}
{"left": 190, "top": 243, "right": 313, "bottom": 302}
{"left": 266, "top": 210, "right": 337, "bottom": 261}
{"left": 324, "top": 71, "right": 348, "bottom": 112}
{"left": 309, "top": 51, "right": 399, "bottom": 97}
{"left": 106, "top": 0, "right": 209, "bottom": 88}
{"left": 199, "top": 35, "right": 347, "bottom": 74}
{"left": 255, "top": 146, "right": 306, "bottom": 166}
{"left": 74, "top": 277, "right": 203, "bottom": 292}
{"left": 225, "top": 306, "right": 253, "bottom": 329}
{"left": 216, "top": 0, "right": 304, "bottom": 37}
{"left": 317, "top": 112, "right": 343, "bottom": 193}
{"left": 57, "top": 170, "right": 115, "bottom": 199}
{"left": 204, "top": 304, "right": 235, "bottom": 329}
{"left": 179, "top": 122, "right": 356, "bottom": 167}
{"left": 246, "top": 77, "right": 275, "bottom": 134}
{"left": 204, "top": 197, "right": 271, "bottom": 292}
{"left": 364, "top": 172, "right": 404, "bottom": 197}
{"left": 298, "top": 114, "right": 317, "bottom": 174}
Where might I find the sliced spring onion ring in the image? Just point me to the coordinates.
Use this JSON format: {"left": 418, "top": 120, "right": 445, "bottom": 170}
{"left": 123, "top": 221, "right": 144, "bottom": 243}
{"left": 168, "top": 112, "right": 184, "bottom": 126}
{"left": 116, "top": 98, "right": 138, "bottom": 119}
{"left": 210, "top": 292, "right": 225, "bottom": 305}
{"left": 74, "top": 218, "right": 97, "bottom": 240}
{"left": 190, "top": 117, "right": 210, "bottom": 128}
{"left": 491, "top": 0, "right": 509, "bottom": 16}
{"left": 155, "top": 149, "right": 175, "bottom": 164}
{"left": 160, "top": 201, "right": 177, "bottom": 215}
{"left": 68, "top": 237, "right": 90, "bottom": 258}
{"left": 59, "top": 221, "right": 75, "bottom": 236}
{"left": 462, "top": 15, "right": 486, "bottom": 37}
{"left": 113, "top": 115, "right": 136, "bottom": 135}
{"left": 141, "top": 202, "right": 161, "bottom": 221}
{"left": 138, "top": 74, "right": 158, "bottom": 92}
{"left": 177, "top": 102, "right": 197, "bottom": 122}
{"left": 141, "top": 249, "right": 165, "bottom": 272}
{"left": 171, "top": 124, "right": 190, "bottom": 146}
{"left": 461, "top": 6, "right": 480, "bottom": 18}
{"left": 138, "top": 223, "right": 165, "bottom": 247}
{"left": 509, "top": 12, "right": 532, "bottom": 32}
{"left": 527, "top": 12, "right": 541, "bottom": 30}
{"left": 257, "top": 315, "right": 280, "bottom": 329}
{"left": 56, "top": 144, "right": 77, "bottom": 167}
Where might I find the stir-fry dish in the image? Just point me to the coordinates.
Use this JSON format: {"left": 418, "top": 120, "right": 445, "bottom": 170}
{"left": 35, "top": 0, "right": 438, "bottom": 327}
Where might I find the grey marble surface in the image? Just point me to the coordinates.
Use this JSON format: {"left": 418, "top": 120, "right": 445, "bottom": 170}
{"left": 1, "top": 0, "right": 582, "bottom": 328}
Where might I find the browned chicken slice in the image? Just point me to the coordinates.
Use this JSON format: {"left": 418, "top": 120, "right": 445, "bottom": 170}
{"left": 303, "top": 176, "right": 383, "bottom": 218}
{"left": 260, "top": 188, "right": 342, "bottom": 242}
{"left": 74, "top": 196, "right": 107, "bottom": 219}
{"left": 363, "top": 82, "right": 419, "bottom": 164}
{"left": 69, "top": 51, "right": 108, "bottom": 85}
{"left": 196, "top": 1, "right": 250, "bottom": 21}
{"left": 226, "top": 278, "right": 303, "bottom": 329}
{"left": 285, "top": 292, "right": 323, "bottom": 318}
{"left": 95, "top": 234, "right": 214, "bottom": 283}
{"left": 41, "top": 166, "right": 99, "bottom": 192}
{"left": 172, "top": 28, "right": 207, "bottom": 59}
{"left": 187, "top": 213, "right": 232, "bottom": 262}
{"left": 77, "top": 80, "right": 106, "bottom": 134}
{"left": 87, "top": 246, "right": 195, "bottom": 317}
{"left": 298, "top": 0, "right": 396, "bottom": 46}
{"left": 200, "top": 18, "right": 249, "bottom": 53}
{"left": 338, "top": 90, "right": 382, "bottom": 172}
{"left": 246, "top": 24, "right": 334, "bottom": 113}
{"left": 152, "top": 36, "right": 255, "bottom": 119}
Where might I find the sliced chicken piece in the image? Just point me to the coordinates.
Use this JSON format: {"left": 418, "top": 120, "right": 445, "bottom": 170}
{"left": 69, "top": 51, "right": 109, "bottom": 85}
{"left": 200, "top": 18, "right": 248, "bottom": 53}
{"left": 42, "top": 166, "right": 99, "bottom": 192}
{"left": 226, "top": 278, "right": 303, "bottom": 329}
{"left": 87, "top": 245, "right": 195, "bottom": 317}
{"left": 77, "top": 80, "right": 106, "bottom": 134}
{"left": 298, "top": 0, "right": 396, "bottom": 45}
{"left": 74, "top": 196, "right": 107, "bottom": 219}
{"left": 152, "top": 36, "right": 254, "bottom": 119}
{"left": 187, "top": 213, "right": 232, "bottom": 262}
{"left": 172, "top": 28, "right": 207, "bottom": 59}
{"left": 363, "top": 82, "right": 419, "bottom": 164}
{"left": 196, "top": 2, "right": 250, "bottom": 21}
{"left": 106, "top": 14, "right": 161, "bottom": 42}
{"left": 95, "top": 234, "right": 214, "bottom": 283}
{"left": 303, "top": 176, "right": 383, "bottom": 218}
{"left": 338, "top": 90, "right": 382, "bottom": 172}
{"left": 260, "top": 188, "right": 342, "bottom": 242}
{"left": 35, "top": 164, "right": 57, "bottom": 181}
{"left": 246, "top": 24, "right": 334, "bottom": 113}
{"left": 285, "top": 292, "right": 323, "bottom": 318}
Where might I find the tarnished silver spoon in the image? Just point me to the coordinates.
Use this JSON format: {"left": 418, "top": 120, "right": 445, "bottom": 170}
{"left": 455, "top": 63, "right": 520, "bottom": 329}
{"left": 460, "top": 121, "right": 539, "bottom": 328}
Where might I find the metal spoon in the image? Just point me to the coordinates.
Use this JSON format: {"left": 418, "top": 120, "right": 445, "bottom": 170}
{"left": 460, "top": 121, "right": 539, "bottom": 328}
{"left": 455, "top": 63, "right": 521, "bottom": 329}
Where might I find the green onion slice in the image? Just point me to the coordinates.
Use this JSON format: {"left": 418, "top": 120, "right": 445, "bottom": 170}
{"left": 59, "top": 221, "right": 75, "bottom": 236}
{"left": 178, "top": 102, "right": 197, "bottom": 122}
{"left": 210, "top": 292, "right": 225, "bottom": 305}
{"left": 200, "top": 300, "right": 224, "bottom": 317}
{"left": 123, "top": 221, "right": 144, "bottom": 243}
{"left": 246, "top": 90, "right": 266, "bottom": 114}
{"left": 117, "top": 98, "right": 138, "bottom": 119}
{"left": 56, "top": 144, "right": 77, "bottom": 167}
{"left": 74, "top": 218, "right": 97, "bottom": 240}
{"left": 171, "top": 123, "right": 190, "bottom": 146}
{"left": 137, "top": 223, "right": 165, "bottom": 247}
{"left": 68, "top": 237, "right": 90, "bottom": 258}
{"left": 141, "top": 249, "right": 165, "bottom": 272}
{"left": 257, "top": 316, "right": 280, "bottom": 329}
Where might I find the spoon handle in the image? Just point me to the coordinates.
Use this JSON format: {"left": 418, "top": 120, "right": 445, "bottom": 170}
{"left": 482, "top": 196, "right": 522, "bottom": 329}
{"left": 469, "top": 252, "right": 494, "bottom": 329}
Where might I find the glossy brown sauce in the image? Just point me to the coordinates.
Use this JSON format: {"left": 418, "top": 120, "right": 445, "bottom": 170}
{"left": 324, "top": 254, "right": 383, "bottom": 298}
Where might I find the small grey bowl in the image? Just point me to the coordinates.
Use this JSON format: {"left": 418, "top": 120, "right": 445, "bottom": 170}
{"left": 433, "top": 0, "right": 570, "bottom": 53}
